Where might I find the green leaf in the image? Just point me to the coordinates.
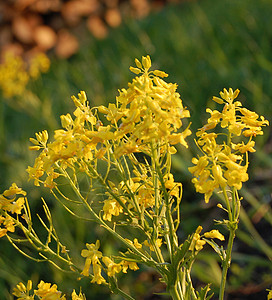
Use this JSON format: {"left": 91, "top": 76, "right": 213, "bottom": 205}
{"left": 196, "top": 284, "right": 214, "bottom": 300}
{"left": 203, "top": 238, "right": 226, "bottom": 261}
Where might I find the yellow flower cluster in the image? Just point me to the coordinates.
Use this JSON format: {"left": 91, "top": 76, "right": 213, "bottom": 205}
{"left": 189, "top": 88, "right": 269, "bottom": 203}
{"left": 0, "top": 52, "right": 50, "bottom": 98}
{"left": 13, "top": 280, "right": 85, "bottom": 300}
{"left": 27, "top": 56, "right": 189, "bottom": 193}
{"left": 0, "top": 183, "right": 26, "bottom": 238}
{"left": 101, "top": 55, "right": 191, "bottom": 156}
{"left": 80, "top": 240, "right": 139, "bottom": 285}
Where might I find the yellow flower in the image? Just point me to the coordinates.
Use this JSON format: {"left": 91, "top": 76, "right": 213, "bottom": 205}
{"left": 211, "top": 165, "right": 227, "bottom": 188}
{"left": 267, "top": 289, "right": 272, "bottom": 300}
{"left": 9, "top": 197, "right": 25, "bottom": 214}
{"left": 0, "top": 52, "right": 29, "bottom": 98}
{"left": 27, "top": 56, "right": 191, "bottom": 191}
{"left": 204, "top": 230, "right": 225, "bottom": 241}
{"left": 0, "top": 183, "right": 26, "bottom": 215}
{"left": 114, "top": 55, "right": 190, "bottom": 155}
{"left": 224, "top": 165, "right": 248, "bottom": 190}
{"left": 191, "top": 170, "right": 218, "bottom": 203}
{"left": 81, "top": 244, "right": 100, "bottom": 279}
{"left": 81, "top": 240, "right": 103, "bottom": 265}
{"left": 125, "top": 238, "right": 142, "bottom": 249}
{"left": 143, "top": 238, "right": 163, "bottom": 251}
{"left": 91, "top": 263, "right": 106, "bottom": 285}
{"left": 3, "top": 183, "right": 26, "bottom": 198}
{"left": 218, "top": 88, "right": 240, "bottom": 104}
{"left": 13, "top": 280, "right": 34, "bottom": 300}
{"left": 34, "top": 280, "right": 66, "bottom": 299}
{"left": 189, "top": 226, "right": 206, "bottom": 251}
{"left": 121, "top": 261, "right": 139, "bottom": 273}
{"left": 0, "top": 215, "right": 16, "bottom": 238}
{"left": 231, "top": 141, "right": 256, "bottom": 153}
{"left": 190, "top": 88, "right": 268, "bottom": 202}
{"left": 102, "top": 256, "right": 122, "bottom": 277}
{"left": 28, "top": 53, "right": 50, "bottom": 79}
{"left": 71, "top": 290, "right": 86, "bottom": 300}
{"left": 0, "top": 52, "right": 50, "bottom": 98}
{"left": 102, "top": 198, "right": 124, "bottom": 222}
{"left": 98, "top": 103, "right": 124, "bottom": 123}
{"left": 164, "top": 173, "right": 182, "bottom": 198}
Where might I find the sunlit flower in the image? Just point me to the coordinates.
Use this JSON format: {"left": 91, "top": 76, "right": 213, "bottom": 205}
{"left": 81, "top": 240, "right": 103, "bottom": 265}
{"left": 91, "top": 263, "right": 106, "bottom": 285}
{"left": 189, "top": 226, "right": 206, "bottom": 251}
{"left": 121, "top": 261, "right": 139, "bottom": 273}
{"left": 143, "top": 238, "right": 163, "bottom": 251}
{"left": 13, "top": 280, "right": 34, "bottom": 300}
{"left": 102, "top": 256, "right": 122, "bottom": 277}
{"left": 34, "top": 280, "right": 66, "bottom": 299}
{"left": 71, "top": 290, "right": 86, "bottom": 300}
{"left": 204, "top": 230, "right": 225, "bottom": 241}
{"left": 189, "top": 88, "right": 268, "bottom": 202}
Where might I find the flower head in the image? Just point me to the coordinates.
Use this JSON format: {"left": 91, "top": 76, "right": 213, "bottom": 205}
{"left": 13, "top": 280, "right": 34, "bottom": 300}
{"left": 189, "top": 88, "right": 269, "bottom": 202}
{"left": 34, "top": 280, "right": 66, "bottom": 299}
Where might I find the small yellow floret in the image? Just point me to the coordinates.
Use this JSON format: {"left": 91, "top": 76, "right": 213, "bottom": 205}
{"left": 204, "top": 230, "right": 225, "bottom": 241}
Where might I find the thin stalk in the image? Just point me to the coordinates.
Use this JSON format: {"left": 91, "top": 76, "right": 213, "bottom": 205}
{"left": 114, "top": 287, "right": 136, "bottom": 300}
{"left": 222, "top": 187, "right": 233, "bottom": 222}
{"left": 169, "top": 284, "right": 183, "bottom": 300}
{"left": 219, "top": 187, "right": 238, "bottom": 300}
{"left": 57, "top": 163, "right": 155, "bottom": 265}
{"left": 219, "top": 227, "right": 236, "bottom": 300}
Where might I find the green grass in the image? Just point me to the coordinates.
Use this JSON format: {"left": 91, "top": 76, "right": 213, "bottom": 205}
{"left": 1, "top": 0, "right": 272, "bottom": 298}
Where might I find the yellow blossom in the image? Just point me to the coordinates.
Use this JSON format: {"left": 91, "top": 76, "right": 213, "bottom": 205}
{"left": 224, "top": 165, "right": 248, "bottom": 190}
{"left": 188, "top": 157, "right": 209, "bottom": 177}
{"left": 143, "top": 239, "right": 162, "bottom": 251}
{"left": 189, "top": 88, "right": 268, "bottom": 202}
{"left": 91, "top": 263, "right": 106, "bottom": 285}
{"left": 0, "top": 52, "right": 50, "bottom": 98}
{"left": 81, "top": 240, "right": 103, "bottom": 265}
{"left": 211, "top": 165, "right": 227, "bottom": 188}
{"left": 231, "top": 141, "right": 256, "bottom": 153}
{"left": 102, "top": 198, "right": 124, "bottom": 221}
{"left": 125, "top": 238, "right": 142, "bottom": 249}
{"left": 204, "top": 230, "right": 225, "bottom": 241}
{"left": 34, "top": 280, "right": 66, "bottom": 300}
{"left": 13, "top": 280, "right": 34, "bottom": 300}
{"left": 28, "top": 53, "right": 50, "bottom": 79}
{"left": 27, "top": 56, "right": 191, "bottom": 191}
{"left": 164, "top": 173, "right": 182, "bottom": 198}
{"left": 0, "top": 184, "right": 27, "bottom": 238}
{"left": 71, "top": 290, "right": 86, "bottom": 300}
{"left": 189, "top": 226, "right": 206, "bottom": 251}
{"left": 0, "top": 52, "right": 29, "bottom": 98}
{"left": 121, "top": 261, "right": 139, "bottom": 273}
{"left": 102, "top": 256, "right": 122, "bottom": 277}
{"left": 3, "top": 183, "right": 26, "bottom": 198}
{"left": 267, "top": 289, "right": 272, "bottom": 300}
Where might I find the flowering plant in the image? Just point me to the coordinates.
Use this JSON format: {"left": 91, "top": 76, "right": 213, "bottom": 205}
{"left": 0, "top": 56, "right": 269, "bottom": 299}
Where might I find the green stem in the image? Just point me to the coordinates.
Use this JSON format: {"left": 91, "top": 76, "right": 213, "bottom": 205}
{"left": 169, "top": 284, "right": 183, "bottom": 300}
{"left": 114, "top": 287, "right": 136, "bottom": 300}
{"left": 219, "top": 227, "right": 236, "bottom": 300}
{"left": 219, "top": 187, "right": 238, "bottom": 300}
{"left": 57, "top": 164, "right": 155, "bottom": 265}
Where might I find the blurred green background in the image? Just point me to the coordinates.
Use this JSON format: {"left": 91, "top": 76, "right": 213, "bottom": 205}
{"left": 1, "top": 0, "right": 272, "bottom": 299}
